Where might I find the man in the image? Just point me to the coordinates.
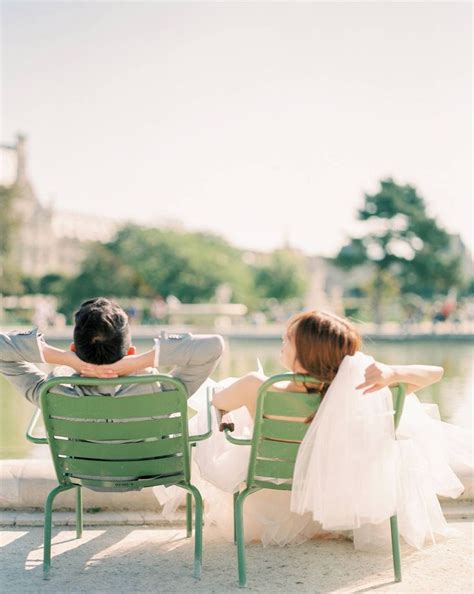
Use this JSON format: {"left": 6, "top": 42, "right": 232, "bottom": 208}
{"left": 0, "top": 297, "right": 224, "bottom": 405}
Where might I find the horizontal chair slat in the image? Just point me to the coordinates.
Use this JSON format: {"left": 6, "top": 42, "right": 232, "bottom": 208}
{"left": 263, "top": 391, "right": 321, "bottom": 418}
{"left": 61, "top": 454, "right": 184, "bottom": 478}
{"left": 55, "top": 436, "right": 183, "bottom": 460}
{"left": 253, "top": 479, "right": 292, "bottom": 491}
{"left": 257, "top": 439, "right": 301, "bottom": 461}
{"left": 50, "top": 417, "right": 183, "bottom": 440}
{"left": 70, "top": 474, "right": 185, "bottom": 490}
{"left": 260, "top": 419, "right": 309, "bottom": 442}
{"left": 255, "top": 458, "right": 295, "bottom": 479}
{"left": 46, "top": 391, "right": 183, "bottom": 419}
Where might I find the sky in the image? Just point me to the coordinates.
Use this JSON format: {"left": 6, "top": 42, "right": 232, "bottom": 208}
{"left": 1, "top": 1, "right": 472, "bottom": 256}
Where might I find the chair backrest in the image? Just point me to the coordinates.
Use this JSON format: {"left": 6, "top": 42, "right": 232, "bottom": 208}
{"left": 246, "top": 373, "right": 407, "bottom": 492}
{"left": 246, "top": 373, "right": 323, "bottom": 491}
{"left": 39, "top": 374, "right": 191, "bottom": 491}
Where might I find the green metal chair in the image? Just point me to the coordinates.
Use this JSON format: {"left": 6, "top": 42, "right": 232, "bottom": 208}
{"left": 220, "top": 373, "right": 406, "bottom": 588}
{"left": 26, "top": 374, "right": 212, "bottom": 580}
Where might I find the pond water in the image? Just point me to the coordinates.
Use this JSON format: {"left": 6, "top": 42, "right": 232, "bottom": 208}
{"left": 0, "top": 338, "right": 472, "bottom": 459}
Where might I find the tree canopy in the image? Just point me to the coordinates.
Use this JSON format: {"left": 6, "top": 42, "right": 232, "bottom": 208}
{"left": 336, "top": 178, "right": 466, "bottom": 299}
{"left": 60, "top": 225, "right": 264, "bottom": 315}
{"left": 254, "top": 249, "right": 308, "bottom": 303}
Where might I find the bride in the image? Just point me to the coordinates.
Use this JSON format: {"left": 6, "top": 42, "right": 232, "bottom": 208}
{"left": 156, "top": 310, "right": 472, "bottom": 550}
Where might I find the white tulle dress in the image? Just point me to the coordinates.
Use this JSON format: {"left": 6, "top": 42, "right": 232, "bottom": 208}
{"left": 153, "top": 353, "right": 472, "bottom": 551}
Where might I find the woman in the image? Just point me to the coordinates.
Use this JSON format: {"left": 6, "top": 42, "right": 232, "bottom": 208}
{"left": 186, "top": 310, "right": 469, "bottom": 550}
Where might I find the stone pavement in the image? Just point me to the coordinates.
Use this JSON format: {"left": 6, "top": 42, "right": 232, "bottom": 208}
{"left": 0, "top": 516, "right": 472, "bottom": 594}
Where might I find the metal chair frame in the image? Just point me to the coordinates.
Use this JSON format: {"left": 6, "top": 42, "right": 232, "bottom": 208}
{"left": 220, "top": 373, "right": 406, "bottom": 587}
{"left": 26, "top": 374, "right": 212, "bottom": 580}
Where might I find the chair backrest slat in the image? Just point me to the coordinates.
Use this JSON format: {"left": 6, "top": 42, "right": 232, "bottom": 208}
{"left": 55, "top": 435, "right": 183, "bottom": 460}
{"left": 262, "top": 391, "right": 321, "bottom": 417}
{"left": 260, "top": 418, "right": 310, "bottom": 442}
{"left": 46, "top": 390, "right": 182, "bottom": 419}
{"left": 257, "top": 439, "right": 301, "bottom": 461}
{"left": 48, "top": 417, "right": 183, "bottom": 441}
{"left": 62, "top": 455, "right": 185, "bottom": 479}
{"left": 254, "top": 458, "right": 295, "bottom": 480}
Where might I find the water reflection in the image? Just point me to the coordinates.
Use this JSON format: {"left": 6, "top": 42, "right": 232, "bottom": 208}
{"left": 1, "top": 339, "right": 472, "bottom": 459}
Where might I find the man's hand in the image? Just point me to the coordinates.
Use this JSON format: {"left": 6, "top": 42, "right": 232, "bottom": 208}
{"left": 41, "top": 344, "right": 115, "bottom": 376}
{"left": 79, "top": 350, "right": 155, "bottom": 378}
{"left": 356, "top": 361, "right": 397, "bottom": 394}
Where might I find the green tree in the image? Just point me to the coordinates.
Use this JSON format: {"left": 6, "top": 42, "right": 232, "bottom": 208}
{"left": 37, "top": 273, "right": 69, "bottom": 296}
{"left": 336, "top": 179, "right": 466, "bottom": 322}
{"left": 254, "top": 249, "right": 308, "bottom": 303}
{"left": 60, "top": 225, "right": 257, "bottom": 316}
{"left": 0, "top": 185, "right": 22, "bottom": 294}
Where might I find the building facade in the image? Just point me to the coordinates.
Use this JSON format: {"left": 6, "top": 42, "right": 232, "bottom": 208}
{"left": 0, "top": 134, "right": 118, "bottom": 278}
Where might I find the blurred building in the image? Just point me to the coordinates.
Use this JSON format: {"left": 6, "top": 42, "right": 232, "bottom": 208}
{"left": 0, "top": 134, "right": 118, "bottom": 277}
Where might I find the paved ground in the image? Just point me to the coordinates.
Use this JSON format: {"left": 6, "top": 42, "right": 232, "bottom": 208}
{"left": 0, "top": 518, "right": 472, "bottom": 594}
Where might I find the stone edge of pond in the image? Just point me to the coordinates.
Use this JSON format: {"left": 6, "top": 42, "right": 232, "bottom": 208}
{"left": 1, "top": 502, "right": 473, "bottom": 528}
{"left": 1, "top": 459, "right": 473, "bottom": 514}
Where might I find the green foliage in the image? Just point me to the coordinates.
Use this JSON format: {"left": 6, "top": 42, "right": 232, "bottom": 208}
{"left": 336, "top": 179, "right": 467, "bottom": 300}
{"left": 60, "top": 225, "right": 258, "bottom": 316}
{"left": 254, "top": 250, "right": 308, "bottom": 304}
{"left": 0, "top": 185, "right": 19, "bottom": 257}
{"left": 20, "top": 276, "right": 40, "bottom": 294}
{"left": 0, "top": 185, "right": 22, "bottom": 294}
{"left": 38, "top": 274, "right": 69, "bottom": 296}
{"left": 111, "top": 225, "right": 256, "bottom": 305}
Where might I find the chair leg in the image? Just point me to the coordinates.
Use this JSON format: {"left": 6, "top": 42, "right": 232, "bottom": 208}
{"left": 390, "top": 515, "right": 402, "bottom": 582}
{"left": 183, "top": 485, "right": 203, "bottom": 579}
{"left": 186, "top": 493, "right": 192, "bottom": 538}
{"left": 233, "top": 491, "right": 238, "bottom": 544}
{"left": 43, "top": 484, "right": 74, "bottom": 580}
{"left": 235, "top": 488, "right": 257, "bottom": 588}
{"left": 75, "top": 487, "right": 83, "bottom": 539}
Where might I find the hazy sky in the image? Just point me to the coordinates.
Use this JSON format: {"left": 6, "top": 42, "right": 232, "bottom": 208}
{"left": 1, "top": 1, "right": 472, "bottom": 255}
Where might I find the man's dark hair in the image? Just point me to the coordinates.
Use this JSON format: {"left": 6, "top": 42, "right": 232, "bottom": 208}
{"left": 73, "top": 298, "right": 131, "bottom": 364}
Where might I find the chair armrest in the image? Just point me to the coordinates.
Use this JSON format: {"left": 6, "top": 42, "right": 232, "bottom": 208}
{"left": 188, "top": 387, "right": 213, "bottom": 443}
{"left": 223, "top": 429, "right": 252, "bottom": 446}
{"left": 25, "top": 408, "right": 48, "bottom": 444}
{"left": 392, "top": 383, "right": 406, "bottom": 431}
{"left": 215, "top": 408, "right": 235, "bottom": 432}
{"left": 207, "top": 387, "right": 252, "bottom": 446}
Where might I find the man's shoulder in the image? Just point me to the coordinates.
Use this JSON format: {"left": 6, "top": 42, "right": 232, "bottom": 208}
{"left": 116, "top": 369, "right": 162, "bottom": 396}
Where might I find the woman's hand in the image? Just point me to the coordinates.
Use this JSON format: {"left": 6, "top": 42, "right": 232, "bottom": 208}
{"left": 356, "top": 361, "right": 397, "bottom": 394}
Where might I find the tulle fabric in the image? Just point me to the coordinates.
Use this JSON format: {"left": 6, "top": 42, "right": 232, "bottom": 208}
{"left": 154, "top": 355, "right": 472, "bottom": 550}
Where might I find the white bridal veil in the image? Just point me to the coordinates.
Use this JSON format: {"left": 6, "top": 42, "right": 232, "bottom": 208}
{"left": 290, "top": 351, "right": 468, "bottom": 550}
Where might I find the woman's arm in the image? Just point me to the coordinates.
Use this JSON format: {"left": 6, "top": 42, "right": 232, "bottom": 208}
{"left": 357, "top": 361, "right": 444, "bottom": 394}
{"left": 212, "top": 372, "right": 265, "bottom": 417}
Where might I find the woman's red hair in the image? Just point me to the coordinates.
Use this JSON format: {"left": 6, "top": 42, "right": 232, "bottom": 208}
{"left": 286, "top": 310, "right": 361, "bottom": 384}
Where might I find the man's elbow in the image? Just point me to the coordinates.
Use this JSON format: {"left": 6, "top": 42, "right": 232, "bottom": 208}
{"left": 209, "top": 335, "right": 225, "bottom": 362}
{"left": 435, "top": 366, "right": 444, "bottom": 382}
